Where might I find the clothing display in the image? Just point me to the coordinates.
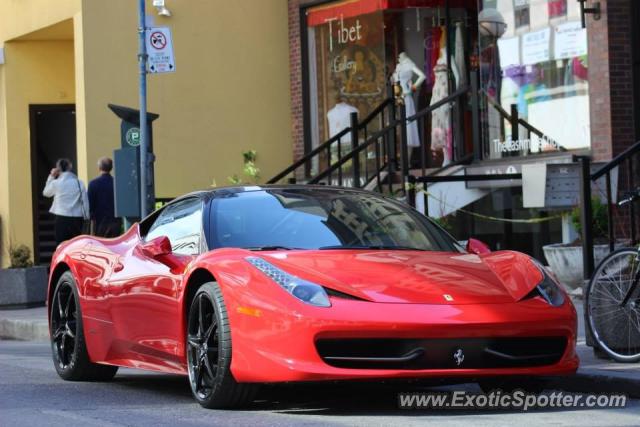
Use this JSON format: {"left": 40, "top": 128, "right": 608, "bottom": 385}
{"left": 424, "top": 26, "right": 444, "bottom": 90}
{"left": 454, "top": 22, "right": 467, "bottom": 88}
{"left": 430, "top": 49, "right": 456, "bottom": 165}
{"left": 327, "top": 102, "right": 359, "bottom": 144}
{"left": 392, "top": 53, "right": 425, "bottom": 147}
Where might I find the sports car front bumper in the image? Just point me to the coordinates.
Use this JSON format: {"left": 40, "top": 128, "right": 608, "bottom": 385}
{"left": 225, "top": 293, "right": 578, "bottom": 383}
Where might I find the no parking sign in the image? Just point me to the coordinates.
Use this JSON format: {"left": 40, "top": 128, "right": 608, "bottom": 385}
{"left": 146, "top": 27, "right": 175, "bottom": 73}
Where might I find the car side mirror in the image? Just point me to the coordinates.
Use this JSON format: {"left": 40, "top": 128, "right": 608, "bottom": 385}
{"left": 466, "top": 238, "right": 491, "bottom": 255}
{"left": 139, "top": 236, "right": 172, "bottom": 259}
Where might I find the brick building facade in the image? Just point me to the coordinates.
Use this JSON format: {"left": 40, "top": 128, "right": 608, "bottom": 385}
{"left": 588, "top": 0, "right": 637, "bottom": 161}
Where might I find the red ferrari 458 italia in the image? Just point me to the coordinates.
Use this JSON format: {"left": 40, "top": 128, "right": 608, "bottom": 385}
{"left": 47, "top": 186, "right": 578, "bottom": 408}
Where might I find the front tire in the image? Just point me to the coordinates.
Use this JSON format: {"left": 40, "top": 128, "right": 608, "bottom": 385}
{"left": 186, "top": 282, "right": 258, "bottom": 408}
{"left": 50, "top": 271, "right": 118, "bottom": 381}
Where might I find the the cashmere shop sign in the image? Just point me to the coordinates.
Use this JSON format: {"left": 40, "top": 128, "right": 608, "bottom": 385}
{"left": 325, "top": 15, "right": 363, "bottom": 52}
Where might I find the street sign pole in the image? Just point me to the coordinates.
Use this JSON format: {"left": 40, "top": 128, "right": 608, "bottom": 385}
{"left": 137, "top": 0, "right": 149, "bottom": 218}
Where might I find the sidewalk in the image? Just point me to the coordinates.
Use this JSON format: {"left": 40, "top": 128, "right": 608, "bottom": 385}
{"left": 0, "top": 306, "right": 48, "bottom": 341}
{"left": 1, "top": 301, "right": 639, "bottom": 397}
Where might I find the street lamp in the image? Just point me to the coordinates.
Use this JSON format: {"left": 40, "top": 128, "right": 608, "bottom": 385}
{"left": 478, "top": 8, "right": 507, "bottom": 38}
{"left": 153, "top": 0, "right": 172, "bottom": 17}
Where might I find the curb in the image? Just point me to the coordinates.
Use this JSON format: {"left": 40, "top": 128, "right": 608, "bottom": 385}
{"left": 546, "top": 370, "right": 640, "bottom": 398}
{"left": 0, "top": 318, "right": 49, "bottom": 341}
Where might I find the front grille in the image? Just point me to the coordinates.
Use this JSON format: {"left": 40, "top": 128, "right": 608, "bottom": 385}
{"left": 315, "top": 337, "right": 567, "bottom": 370}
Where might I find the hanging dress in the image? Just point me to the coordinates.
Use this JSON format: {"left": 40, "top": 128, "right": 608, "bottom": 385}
{"left": 430, "top": 62, "right": 452, "bottom": 161}
{"left": 454, "top": 23, "right": 467, "bottom": 88}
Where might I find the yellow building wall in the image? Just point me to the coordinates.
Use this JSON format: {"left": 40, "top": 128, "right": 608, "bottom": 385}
{"left": 0, "top": 66, "right": 8, "bottom": 266}
{"left": 0, "top": 0, "right": 80, "bottom": 44}
{"left": 0, "top": 40, "right": 76, "bottom": 265}
{"left": 0, "top": 0, "right": 292, "bottom": 266}
{"left": 79, "top": 0, "right": 292, "bottom": 197}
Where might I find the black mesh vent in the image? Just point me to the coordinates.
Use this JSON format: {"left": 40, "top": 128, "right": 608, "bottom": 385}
{"left": 316, "top": 337, "right": 567, "bottom": 370}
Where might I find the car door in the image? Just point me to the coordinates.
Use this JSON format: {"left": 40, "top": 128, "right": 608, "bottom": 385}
{"left": 107, "top": 197, "right": 204, "bottom": 367}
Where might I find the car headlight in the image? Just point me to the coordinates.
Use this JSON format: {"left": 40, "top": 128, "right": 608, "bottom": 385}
{"left": 532, "top": 262, "right": 565, "bottom": 307}
{"left": 246, "top": 256, "right": 331, "bottom": 307}
{"left": 537, "top": 272, "right": 565, "bottom": 307}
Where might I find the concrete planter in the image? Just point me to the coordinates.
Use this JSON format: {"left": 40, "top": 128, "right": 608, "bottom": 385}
{"left": 0, "top": 266, "right": 48, "bottom": 309}
{"left": 542, "top": 243, "right": 611, "bottom": 291}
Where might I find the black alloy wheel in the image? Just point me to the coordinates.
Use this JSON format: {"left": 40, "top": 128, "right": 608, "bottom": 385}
{"left": 50, "top": 271, "right": 118, "bottom": 381}
{"left": 51, "top": 280, "right": 77, "bottom": 370}
{"left": 187, "top": 291, "right": 219, "bottom": 400}
{"left": 186, "top": 282, "right": 258, "bottom": 408}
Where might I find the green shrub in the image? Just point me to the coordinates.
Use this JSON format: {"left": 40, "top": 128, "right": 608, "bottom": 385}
{"left": 9, "top": 244, "right": 33, "bottom": 269}
{"left": 571, "top": 197, "right": 608, "bottom": 240}
{"left": 226, "top": 150, "right": 260, "bottom": 185}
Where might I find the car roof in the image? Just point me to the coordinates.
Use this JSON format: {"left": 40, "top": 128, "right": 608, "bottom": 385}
{"left": 210, "top": 184, "right": 372, "bottom": 196}
{"left": 142, "top": 185, "right": 378, "bottom": 228}
{"left": 171, "top": 184, "right": 373, "bottom": 202}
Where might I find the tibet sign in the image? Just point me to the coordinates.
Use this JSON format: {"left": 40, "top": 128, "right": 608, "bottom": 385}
{"left": 146, "top": 27, "right": 175, "bottom": 73}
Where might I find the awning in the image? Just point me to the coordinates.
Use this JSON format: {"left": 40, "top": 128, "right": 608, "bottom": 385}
{"left": 307, "top": 0, "right": 389, "bottom": 27}
{"left": 306, "top": 0, "right": 477, "bottom": 27}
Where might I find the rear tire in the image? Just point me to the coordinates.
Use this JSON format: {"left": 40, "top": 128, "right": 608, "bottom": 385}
{"left": 50, "top": 271, "right": 118, "bottom": 381}
{"left": 186, "top": 282, "right": 258, "bottom": 409}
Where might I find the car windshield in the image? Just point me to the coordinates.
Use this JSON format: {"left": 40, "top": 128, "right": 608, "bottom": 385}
{"left": 209, "top": 188, "right": 461, "bottom": 252}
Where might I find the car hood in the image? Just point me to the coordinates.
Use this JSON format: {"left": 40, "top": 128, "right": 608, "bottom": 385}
{"left": 262, "top": 250, "right": 543, "bottom": 305}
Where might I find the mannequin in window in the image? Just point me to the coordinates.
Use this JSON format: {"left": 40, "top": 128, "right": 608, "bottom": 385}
{"left": 391, "top": 52, "right": 425, "bottom": 152}
{"left": 327, "top": 98, "right": 359, "bottom": 147}
{"left": 430, "top": 47, "right": 459, "bottom": 166}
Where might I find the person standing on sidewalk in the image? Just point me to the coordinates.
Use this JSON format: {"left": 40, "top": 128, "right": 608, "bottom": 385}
{"left": 42, "top": 158, "right": 90, "bottom": 246}
{"left": 88, "top": 157, "right": 122, "bottom": 238}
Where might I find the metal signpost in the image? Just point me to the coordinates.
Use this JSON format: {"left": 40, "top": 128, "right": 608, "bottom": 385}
{"left": 137, "top": 0, "right": 149, "bottom": 218}
{"left": 136, "top": 1, "right": 175, "bottom": 218}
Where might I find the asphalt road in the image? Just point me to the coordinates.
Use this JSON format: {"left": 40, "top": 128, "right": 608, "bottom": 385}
{"left": 1, "top": 340, "right": 640, "bottom": 427}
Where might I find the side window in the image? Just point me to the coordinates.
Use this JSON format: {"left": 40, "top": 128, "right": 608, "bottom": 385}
{"left": 145, "top": 198, "right": 203, "bottom": 255}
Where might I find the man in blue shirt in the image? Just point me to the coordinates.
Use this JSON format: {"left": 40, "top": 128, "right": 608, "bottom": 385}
{"left": 88, "top": 157, "right": 122, "bottom": 237}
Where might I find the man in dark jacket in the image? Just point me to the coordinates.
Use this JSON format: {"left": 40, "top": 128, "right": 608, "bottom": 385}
{"left": 88, "top": 157, "right": 122, "bottom": 237}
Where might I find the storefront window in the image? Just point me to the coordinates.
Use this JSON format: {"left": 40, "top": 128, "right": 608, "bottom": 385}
{"left": 305, "top": 0, "right": 478, "bottom": 171}
{"left": 306, "top": 9, "right": 386, "bottom": 152}
{"left": 478, "top": 0, "right": 590, "bottom": 159}
{"left": 302, "top": 1, "right": 589, "bottom": 169}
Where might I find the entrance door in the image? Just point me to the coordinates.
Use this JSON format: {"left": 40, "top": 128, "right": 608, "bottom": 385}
{"left": 29, "top": 105, "right": 77, "bottom": 265}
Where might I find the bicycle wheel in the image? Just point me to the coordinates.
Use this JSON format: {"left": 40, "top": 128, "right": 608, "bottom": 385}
{"left": 587, "top": 248, "right": 640, "bottom": 362}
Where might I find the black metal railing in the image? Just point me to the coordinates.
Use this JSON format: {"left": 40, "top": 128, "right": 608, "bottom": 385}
{"left": 408, "top": 170, "right": 522, "bottom": 213}
{"left": 307, "top": 87, "right": 472, "bottom": 200}
{"left": 268, "top": 95, "right": 395, "bottom": 187}
{"left": 270, "top": 70, "right": 572, "bottom": 208}
{"left": 578, "top": 141, "right": 640, "bottom": 280}
{"left": 484, "top": 95, "right": 568, "bottom": 153}
{"left": 269, "top": 74, "right": 478, "bottom": 202}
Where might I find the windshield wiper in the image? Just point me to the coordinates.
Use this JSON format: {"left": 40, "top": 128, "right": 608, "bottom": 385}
{"left": 318, "top": 245, "right": 426, "bottom": 251}
{"left": 245, "top": 246, "right": 305, "bottom": 251}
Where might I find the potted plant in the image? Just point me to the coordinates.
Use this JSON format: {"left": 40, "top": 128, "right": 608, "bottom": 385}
{"left": 0, "top": 244, "right": 48, "bottom": 309}
{"left": 542, "top": 198, "right": 612, "bottom": 293}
